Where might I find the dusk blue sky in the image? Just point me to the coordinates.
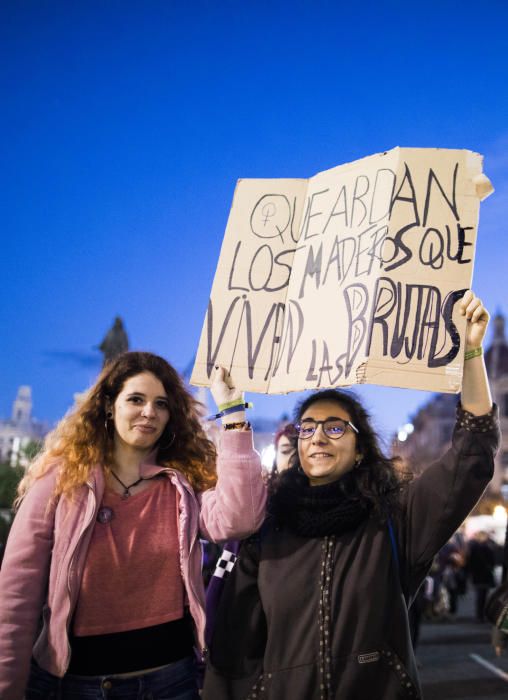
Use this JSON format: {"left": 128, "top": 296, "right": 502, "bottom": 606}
{"left": 2, "top": 1, "right": 508, "bottom": 442}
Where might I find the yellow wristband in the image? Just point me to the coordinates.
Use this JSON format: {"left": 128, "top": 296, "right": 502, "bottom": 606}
{"left": 218, "top": 398, "right": 246, "bottom": 412}
{"left": 464, "top": 347, "right": 482, "bottom": 361}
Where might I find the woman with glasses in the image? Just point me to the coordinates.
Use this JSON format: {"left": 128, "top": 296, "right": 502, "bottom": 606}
{"left": 203, "top": 290, "right": 500, "bottom": 700}
{"left": 0, "top": 352, "right": 266, "bottom": 700}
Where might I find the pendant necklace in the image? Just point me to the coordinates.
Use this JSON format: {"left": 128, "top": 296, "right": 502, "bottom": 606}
{"left": 97, "top": 470, "right": 145, "bottom": 524}
{"left": 110, "top": 470, "right": 144, "bottom": 499}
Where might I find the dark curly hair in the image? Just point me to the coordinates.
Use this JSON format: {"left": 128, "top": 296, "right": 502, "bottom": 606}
{"left": 17, "top": 351, "right": 217, "bottom": 502}
{"left": 278, "top": 388, "right": 409, "bottom": 521}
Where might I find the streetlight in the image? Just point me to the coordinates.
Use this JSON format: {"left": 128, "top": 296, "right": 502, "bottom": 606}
{"left": 397, "top": 423, "right": 414, "bottom": 443}
{"left": 261, "top": 444, "right": 276, "bottom": 471}
{"left": 492, "top": 504, "right": 507, "bottom": 525}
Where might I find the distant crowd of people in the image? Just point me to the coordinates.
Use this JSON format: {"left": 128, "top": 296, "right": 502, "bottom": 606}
{"left": 421, "top": 529, "right": 501, "bottom": 623}
{"left": 406, "top": 525, "right": 508, "bottom": 654}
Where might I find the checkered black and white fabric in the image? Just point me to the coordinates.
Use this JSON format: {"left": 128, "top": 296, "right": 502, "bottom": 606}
{"left": 213, "top": 548, "right": 238, "bottom": 579}
{"left": 205, "top": 540, "right": 242, "bottom": 648}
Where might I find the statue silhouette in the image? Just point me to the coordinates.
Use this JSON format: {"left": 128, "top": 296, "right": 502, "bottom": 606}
{"left": 99, "top": 317, "right": 129, "bottom": 366}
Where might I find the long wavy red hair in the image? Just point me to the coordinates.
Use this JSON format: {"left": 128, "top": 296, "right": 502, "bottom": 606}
{"left": 16, "top": 352, "right": 217, "bottom": 504}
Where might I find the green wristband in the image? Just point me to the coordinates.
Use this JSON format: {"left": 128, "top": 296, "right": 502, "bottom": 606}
{"left": 464, "top": 347, "right": 482, "bottom": 361}
{"left": 217, "top": 398, "right": 246, "bottom": 412}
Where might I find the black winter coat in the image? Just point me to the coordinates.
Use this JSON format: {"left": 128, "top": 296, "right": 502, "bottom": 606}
{"left": 467, "top": 539, "right": 497, "bottom": 586}
{"left": 203, "top": 407, "right": 499, "bottom": 700}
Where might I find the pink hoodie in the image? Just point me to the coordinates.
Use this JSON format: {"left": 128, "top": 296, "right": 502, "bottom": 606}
{"left": 0, "top": 429, "right": 266, "bottom": 700}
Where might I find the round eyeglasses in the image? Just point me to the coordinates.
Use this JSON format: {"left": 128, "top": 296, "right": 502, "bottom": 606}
{"left": 290, "top": 418, "right": 359, "bottom": 440}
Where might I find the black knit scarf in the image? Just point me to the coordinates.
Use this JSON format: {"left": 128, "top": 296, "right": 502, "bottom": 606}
{"left": 269, "top": 467, "right": 371, "bottom": 537}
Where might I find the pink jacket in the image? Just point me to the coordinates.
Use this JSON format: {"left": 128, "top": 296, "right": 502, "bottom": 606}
{"left": 0, "top": 430, "right": 266, "bottom": 700}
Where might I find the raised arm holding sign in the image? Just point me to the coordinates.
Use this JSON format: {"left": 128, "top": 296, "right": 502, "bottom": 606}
{"left": 203, "top": 290, "right": 499, "bottom": 700}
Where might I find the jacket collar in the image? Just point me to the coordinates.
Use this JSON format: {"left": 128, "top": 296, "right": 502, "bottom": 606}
{"left": 138, "top": 450, "right": 195, "bottom": 496}
{"left": 138, "top": 448, "right": 162, "bottom": 478}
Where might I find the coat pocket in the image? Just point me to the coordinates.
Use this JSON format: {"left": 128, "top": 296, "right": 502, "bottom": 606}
{"left": 333, "top": 647, "right": 421, "bottom": 699}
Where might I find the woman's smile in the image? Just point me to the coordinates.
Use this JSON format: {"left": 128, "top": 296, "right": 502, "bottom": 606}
{"left": 111, "top": 372, "right": 170, "bottom": 452}
{"left": 298, "top": 399, "right": 360, "bottom": 486}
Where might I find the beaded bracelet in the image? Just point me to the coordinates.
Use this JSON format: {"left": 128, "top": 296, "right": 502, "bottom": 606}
{"left": 206, "top": 402, "right": 253, "bottom": 421}
{"left": 223, "top": 421, "right": 251, "bottom": 431}
{"left": 465, "top": 347, "right": 482, "bottom": 361}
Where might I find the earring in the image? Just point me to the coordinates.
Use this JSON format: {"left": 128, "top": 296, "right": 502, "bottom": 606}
{"left": 104, "top": 411, "right": 113, "bottom": 435}
{"left": 354, "top": 456, "right": 363, "bottom": 469}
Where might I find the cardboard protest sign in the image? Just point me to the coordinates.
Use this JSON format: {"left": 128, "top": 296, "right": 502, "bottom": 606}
{"left": 191, "top": 148, "right": 493, "bottom": 394}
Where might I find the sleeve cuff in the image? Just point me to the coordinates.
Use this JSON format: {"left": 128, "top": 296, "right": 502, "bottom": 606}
{"left": 456, "top": 403, "right": 498, "bottom": 432}
{"left": 219, "top": 427, "right": 256, "bottom": 453}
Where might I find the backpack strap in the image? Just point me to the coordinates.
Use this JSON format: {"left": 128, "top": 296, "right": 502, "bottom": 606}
{"left": 387, "top": 515, "right": 401, "bottom": 579}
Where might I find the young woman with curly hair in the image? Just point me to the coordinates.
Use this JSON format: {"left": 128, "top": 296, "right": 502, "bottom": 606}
{"left": 0, "top": 352, "right": 266, "bottom": 700}
{"left": 203, "top": 291, "right": 500, "bottom": 700}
